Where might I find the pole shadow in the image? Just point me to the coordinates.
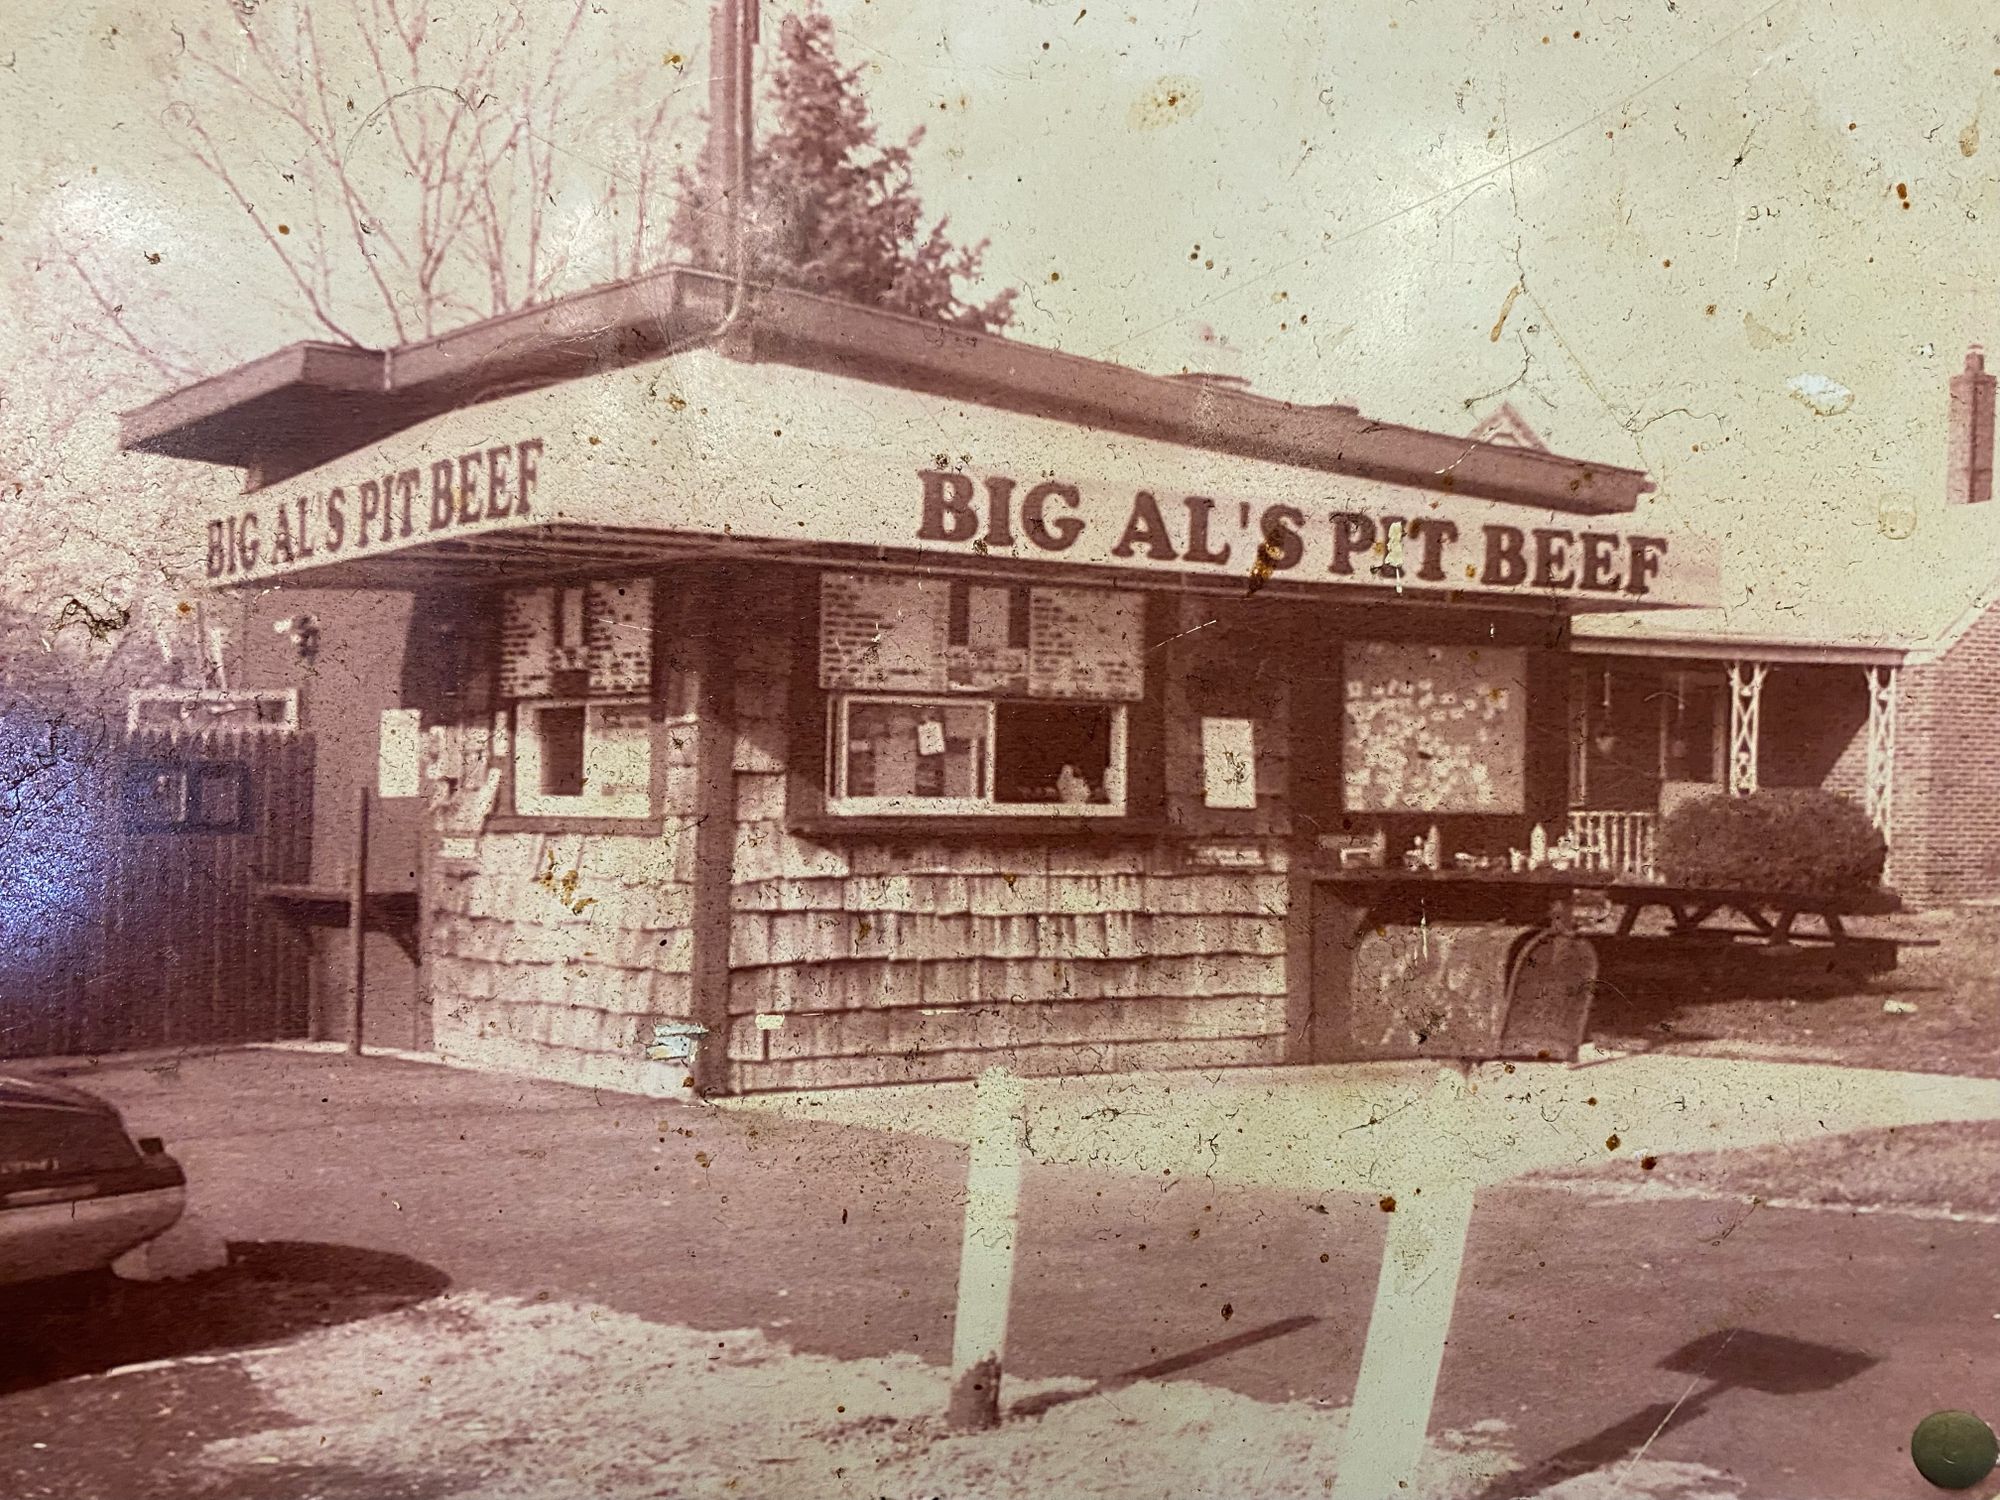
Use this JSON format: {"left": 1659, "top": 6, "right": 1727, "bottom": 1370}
{"left": 1008, "top": 1313, "right": 1322, "bottom": 1419}
{"left": 1469, "top": 1327, "right": 1876, "bottom": 1499}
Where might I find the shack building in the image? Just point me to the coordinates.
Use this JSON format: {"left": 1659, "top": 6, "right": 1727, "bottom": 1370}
{"left": 121, "top": 268, "right": 1719, "bottom": 1095}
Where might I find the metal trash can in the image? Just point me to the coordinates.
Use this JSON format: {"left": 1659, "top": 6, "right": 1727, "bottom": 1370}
{"left": 1338, "top": 922, "right": 1597, "bottom": 1063}
{"left": 1344, "top": 922, "right": 1531, "bottom": 1059}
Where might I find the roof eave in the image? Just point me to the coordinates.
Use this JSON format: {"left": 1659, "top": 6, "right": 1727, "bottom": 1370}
{"left": 118, "top": 265, "right": 1652, "bottom": 514}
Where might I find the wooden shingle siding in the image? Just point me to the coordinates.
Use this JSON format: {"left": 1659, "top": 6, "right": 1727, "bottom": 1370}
{"left": 726, "top": 995, "right": 1282, "bottom": 1063}
{"left": 422, "top": 561, "right": 1309, "bottom": 1095}
{"left": 737, "top": 1035, "right": 1289, "bottom": 1093}
{"left": 718, "top": 598, "right": 1296, "bottom": 1091}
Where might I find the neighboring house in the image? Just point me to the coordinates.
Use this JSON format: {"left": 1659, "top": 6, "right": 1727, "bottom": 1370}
{"left": 1551, "top": 348, "right": 2000, "bottom": 904}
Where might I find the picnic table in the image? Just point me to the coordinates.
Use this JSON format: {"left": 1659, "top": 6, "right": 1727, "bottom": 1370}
{"left": 1579, "top": 878, "right": 1905, "bottom": 980}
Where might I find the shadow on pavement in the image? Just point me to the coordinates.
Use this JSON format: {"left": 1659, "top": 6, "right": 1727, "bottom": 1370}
{"left": 1010, "top": 1314, "right": 1322, "bottom": 1419}
{"left": 1472, "top": 1327, "right": 1877, "bottom": 1499}
{"left": 0, "top": 1240, "right": 450, "bottom": 1396}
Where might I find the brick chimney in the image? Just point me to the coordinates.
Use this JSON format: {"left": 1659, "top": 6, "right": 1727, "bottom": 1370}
{"left": 1947, "top": 345, "right": 1996, "bottom": 505}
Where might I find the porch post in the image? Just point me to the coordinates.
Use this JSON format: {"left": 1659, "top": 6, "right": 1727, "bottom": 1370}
{"left": 1865, "top": 665, "right": 1897, "bottom": 845}
{"left": 1727, "top": 661, "right": 1766, "bottom": 795}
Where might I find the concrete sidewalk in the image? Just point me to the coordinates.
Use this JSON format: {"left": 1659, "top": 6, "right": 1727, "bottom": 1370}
{"left": 729, "top": 1049, "right": 2000, "bottom": 1193}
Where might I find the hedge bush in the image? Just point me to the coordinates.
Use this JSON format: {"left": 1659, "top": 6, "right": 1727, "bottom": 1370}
{"left": 1654, "top": 788, "right": 1886, "bottom": 896}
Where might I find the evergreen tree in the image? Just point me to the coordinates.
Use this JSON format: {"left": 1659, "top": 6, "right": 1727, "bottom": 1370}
{"left": 670, "top": 4, "right": 1016, "bottom": 333}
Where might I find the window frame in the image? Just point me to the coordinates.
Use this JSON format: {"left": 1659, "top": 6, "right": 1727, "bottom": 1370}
{"left": 120, "top": 760, "right": 253, "bottom": 834}
{"left": 510, "top": 694, "right": 657, "bottom": 821}
{"left": 824, "top": 691, "right": 1130, "bottom": 819}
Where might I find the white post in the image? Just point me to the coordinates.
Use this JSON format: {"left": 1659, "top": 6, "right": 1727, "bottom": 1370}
{"left": 947, "top": 1068, "right": 1027, "bottom": 1429}
{"left": 1727, "top": 660, "right": 1767, "bottom": 795}
{"left": 1330, "top": 1177, "right": 1479, "bottom": 1500}
{"left": 1865, "top": 665, "right": 1897, "bottom": 846}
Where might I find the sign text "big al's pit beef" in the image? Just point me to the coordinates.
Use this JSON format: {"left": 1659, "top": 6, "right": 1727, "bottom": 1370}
{"left": 206, "top": 437, "right": 544, "bottom": 578}
{"left": 918, "top": 469, "right": 1672, "bottom": 597}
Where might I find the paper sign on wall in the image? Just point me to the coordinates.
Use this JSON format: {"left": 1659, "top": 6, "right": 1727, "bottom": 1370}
{"left": 1201, "top": 716, "right": 1258, "bottom": 809}
{"left": 378, "top": 708, "right": 423, "bottom": 799}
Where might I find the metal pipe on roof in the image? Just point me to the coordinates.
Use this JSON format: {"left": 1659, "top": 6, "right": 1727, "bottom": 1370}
{"left": 699, "top": 0, "right": 757, "bottom": 352}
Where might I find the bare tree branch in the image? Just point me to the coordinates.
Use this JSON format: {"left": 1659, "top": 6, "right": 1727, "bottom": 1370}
{"left": 58, "top": 250, "right": 204, "bottom": 383}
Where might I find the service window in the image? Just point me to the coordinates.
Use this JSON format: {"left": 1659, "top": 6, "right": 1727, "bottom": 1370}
{"left": 120, "top": 761, "right": 251, "bottom": 833}
{"left": 123, "top": 764, "right": 188, "bottom": 830}
{"left": 499, "top": 577, "right": 658, "bottom": 821}
{"left": 817, "top": 572, "right": 1144, "bottom": 820}
{"left": 829, "top": 695, "right": 1127, "bottom": 816}
{"left": 513, "top": 698, "right": 653, "bottom": 818}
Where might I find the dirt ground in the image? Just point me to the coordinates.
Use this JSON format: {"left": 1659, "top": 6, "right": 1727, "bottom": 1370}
{"left": 1586, "top": 903, "right": 2000, "bottom": 1077}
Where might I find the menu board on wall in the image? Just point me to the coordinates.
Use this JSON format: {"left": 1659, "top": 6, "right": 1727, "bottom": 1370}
{"left": 818, "top": 573, "right": 950, "bottom": 691}
{"left": 497, "top": 578, "right": 654, "bottom": 699}
{"left": 586, "top": 578, "right": 654, "bottom": 695}
{"left": 1342, "top": 642, "right": 1526, "bottom": 813}
{"left": 819, "top": 572, "right": 1145, "bottom": 701}
{"left": 1028, "top": 589, "right": 1145, "bottom": 700}
{"left": 945, "top": 584, "right": 1030, "bottom": 694}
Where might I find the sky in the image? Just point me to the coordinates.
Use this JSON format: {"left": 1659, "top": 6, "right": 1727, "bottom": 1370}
{"left": 4, "top": 0, "right": 1999, "bottom": 629}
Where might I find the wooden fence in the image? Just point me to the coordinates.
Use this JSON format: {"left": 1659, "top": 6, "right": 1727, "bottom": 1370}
{"left": 1, "top": 724, "right": 316, "bottom": 1060}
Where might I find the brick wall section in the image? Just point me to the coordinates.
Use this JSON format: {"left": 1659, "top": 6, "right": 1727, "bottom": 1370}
{"left": 722, "top": 620, "right": 1294, "bottom": 1092}
{"left": 1890, "top": 603, "right": 2000, "bottom": 903}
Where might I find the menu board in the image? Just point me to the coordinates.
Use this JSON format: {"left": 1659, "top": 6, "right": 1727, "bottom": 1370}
{"left": 497, "top": 578, "right": 653, "bottom": 698}
{"left": 1342, "top": 642, "right": 1526, "bottom": 813}
{"left": 818, "top": 573, "right": 950, "bottom": 691}
{"left": 1028, "top": 589, "right": 1145, "bottom": 700}
{"left": 819, "top": 572, "right": 1144, "bottom": 702}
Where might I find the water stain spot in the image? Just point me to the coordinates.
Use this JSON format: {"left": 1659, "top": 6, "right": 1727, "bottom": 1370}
{"left": 1744, "top": 310, "right": 1794, "bottom": 350}
{"left": 1961, "top": 119, "right": 1981, "bottom": 157}
{"left": 1129, "top": 75, "right": 1202, "bottom": 129}
{"left": 1878, "top": 499, "right": 1918, "bottom": 539}
{"left": 1787, "top": 372, "right": 1855, "bottom": 416}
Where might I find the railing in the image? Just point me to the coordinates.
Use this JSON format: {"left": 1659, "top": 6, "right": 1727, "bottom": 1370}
{"left": 1568, "top": 809, "right": 1658, "bottom": 880}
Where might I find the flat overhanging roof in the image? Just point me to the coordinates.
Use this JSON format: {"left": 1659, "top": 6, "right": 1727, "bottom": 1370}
{"left": 123, "top": 266, "right": 1654, "bottom": 516}
{"left": 158, "top": 346, "right": 1721, "bottom": 611}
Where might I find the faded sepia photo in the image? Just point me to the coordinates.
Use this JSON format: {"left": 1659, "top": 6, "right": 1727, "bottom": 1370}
{"left": 4, "top": 2, "right": 1999, "bottom": 1495}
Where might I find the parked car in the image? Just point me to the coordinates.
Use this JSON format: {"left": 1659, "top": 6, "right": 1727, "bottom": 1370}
{"left": 0, "top": 1075, "right": 186, "bottom": 1286}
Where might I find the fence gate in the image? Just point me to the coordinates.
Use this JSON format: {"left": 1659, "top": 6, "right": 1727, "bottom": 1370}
{"left": 1, "top": 725, "right": 316, "bottom": 1060}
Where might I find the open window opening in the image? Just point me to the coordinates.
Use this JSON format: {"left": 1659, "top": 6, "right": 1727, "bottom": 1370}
{"left": 827, "top": 694, "right": 1127, "bottom": 817}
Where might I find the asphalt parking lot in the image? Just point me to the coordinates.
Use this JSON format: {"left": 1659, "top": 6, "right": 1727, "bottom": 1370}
{"left": 3, "top": 1045, "right": 1997, "bottom": 1499}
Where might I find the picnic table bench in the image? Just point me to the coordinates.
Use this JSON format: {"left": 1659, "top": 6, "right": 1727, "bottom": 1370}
{"left": 1579, "top": 878, "right": 1907, "bottom": 981}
